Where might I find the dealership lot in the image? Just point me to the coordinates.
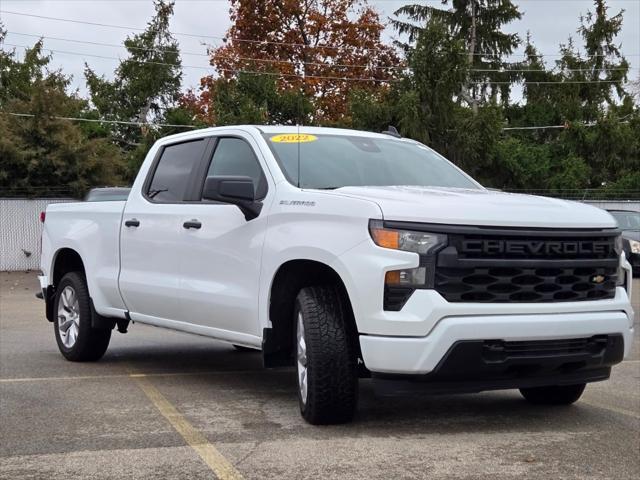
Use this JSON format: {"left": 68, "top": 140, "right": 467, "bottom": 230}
{"left": 1, "top": 271, "right": 638, "bottom": 480}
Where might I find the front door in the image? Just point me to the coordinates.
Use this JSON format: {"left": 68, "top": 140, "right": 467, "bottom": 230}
{"left": 178, "top": 134, "right": 271, "bottom": 339}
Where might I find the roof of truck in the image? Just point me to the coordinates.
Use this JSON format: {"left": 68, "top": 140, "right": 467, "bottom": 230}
{"left": 159, "top": 125, "right": 409, "bottom": 143}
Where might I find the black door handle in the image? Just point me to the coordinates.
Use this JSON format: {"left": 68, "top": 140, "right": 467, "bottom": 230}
{"left": 125, "top": 218, "right": 140, "bottom": 228}
{"left": 183, "top": 220, "right": 202, "bottom": 229}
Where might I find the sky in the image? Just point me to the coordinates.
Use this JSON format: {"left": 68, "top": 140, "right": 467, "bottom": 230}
{"left": 0, "top": 0, "right": 638, "bottom": 98}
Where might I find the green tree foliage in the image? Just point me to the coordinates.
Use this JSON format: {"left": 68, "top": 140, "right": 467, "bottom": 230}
{"left": 352, "top": 0, "right": 638, "bottom": 197}
{"left": 206, "top": 73, "right": 312, "bottom": 126}
{"left": 1, "top": 1, "right": 637, "bottom": 200}
{"left": 85, "top": 0, "right": 188, "bottom": 176}
{"left": 0, "top": 32, "right": 125, "bottom": 197}
{"left": 392, "top": 0, "right": 522, "bottom": 110}
{"left": 500, "top": 0, "right": 639, "bottom": 194}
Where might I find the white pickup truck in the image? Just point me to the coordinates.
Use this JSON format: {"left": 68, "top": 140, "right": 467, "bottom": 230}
{"left": 40, "top": 125, "right": 635, "bottom": 424}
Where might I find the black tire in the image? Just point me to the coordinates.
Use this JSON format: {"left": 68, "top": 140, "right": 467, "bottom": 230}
{"left": 53, "top": 272, "right": 111, "bottom": 362}
{"left": 232, "top": 344, "right": 256, "bottom": 352}
{"left": 294, "top": 286, "right": 358, "bottom": 425}
{"left": 520, "top": 383, "right": 586, "bottom": 405}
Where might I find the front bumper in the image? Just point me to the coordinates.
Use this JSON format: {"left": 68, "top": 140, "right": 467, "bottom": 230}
{"left": 371, "top": 334, "right": 624, "bottom": 395}
{"left": 360, "top": 309, "right": 633, "bottom": 375}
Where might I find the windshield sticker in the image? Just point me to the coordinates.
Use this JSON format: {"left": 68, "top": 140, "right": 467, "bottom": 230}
{"left": 270, "top": 134, "right": 318, "bottom": 143}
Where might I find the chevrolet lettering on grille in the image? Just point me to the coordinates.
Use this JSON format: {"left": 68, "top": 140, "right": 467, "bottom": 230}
{"left": 460, "top": 239, "right": 613, "bottom": 256}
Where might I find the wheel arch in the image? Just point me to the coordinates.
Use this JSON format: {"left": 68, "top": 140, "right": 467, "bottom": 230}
{"left": 51, "top": 248, "right": 86, "bottom": 285}
{"left": 263, "top": 258, "right": 359, "bottom": 368}
{"left": 45, "top": 248, "right": 86, "bottom": 322}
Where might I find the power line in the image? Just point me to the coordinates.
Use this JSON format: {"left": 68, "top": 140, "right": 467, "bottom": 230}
{"left": 8, "top": 31, "right": 636, "bottom": 75}
{"left": 1, "top": 112, "right": 197, "bottom": 128}
{"left": 3, "top": 42, "right": 210, "bottom": 69}
{"left": 7, "top": 31, "right": 209, "bottom": 57}
{"left": 3, "top": 42, "right": 401, "bottom": 83}
{"left": 3, "top": 43, "right": 630, "bottom": 86}
{"left": 0, "top": 10, "right": 394, "bottom": 54}
{"left": 6, "top": 31, "right": 405, "bottom": 71}
{"left": 7, "top": 9, "right": 636, "bottom": 59}
{"left": 473, "top": 80, "right": 623, "bottom": 85}
{"left": 4, "top": 112, "right": 634, "bottom": 135}
{"left": 503, "top": 124, "right": 577, "bottom": 131}
{"left": 502, "top": 120, "right": 629, "bottom": 131}
{"left": 470, "top": 67, "right": 633, "bottom": 73}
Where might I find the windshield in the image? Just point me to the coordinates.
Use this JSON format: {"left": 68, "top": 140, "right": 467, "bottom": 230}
{"left": 610, "top": 211, "right": 640, "bottom": 230}
{"left": 263, "top": 133, "right": 481, "bottom": 190}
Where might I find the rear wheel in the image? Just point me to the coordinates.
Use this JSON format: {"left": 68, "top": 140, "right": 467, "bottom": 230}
{"left": 54, "top": 272, "right": 111, "bottom": 362}
{"left": 520, "top": 383, "right": 586, "bottom": 405}
{"left": 294, "top": 286, "right": 358, "bottom": 425}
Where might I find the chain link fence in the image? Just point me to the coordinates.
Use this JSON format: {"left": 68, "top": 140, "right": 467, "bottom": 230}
{"left": 0, "top": 198, "right": 74, "bottom": 271}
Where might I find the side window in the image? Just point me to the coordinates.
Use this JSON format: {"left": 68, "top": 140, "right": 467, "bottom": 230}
{"left": 207, "top": 138, "right": 268, "bottom": 199}
{"left": 146, "top": 139, "right": 207, "bottom": 202}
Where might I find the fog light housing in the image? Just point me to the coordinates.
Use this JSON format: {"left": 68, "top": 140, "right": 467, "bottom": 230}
{"left": 385, "top": 267, "right": 426, "bottom": 286}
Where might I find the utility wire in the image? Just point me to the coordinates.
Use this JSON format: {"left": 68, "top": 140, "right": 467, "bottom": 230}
{"left": 3, "top": 112, "right": 634, "bottom": 134}
{"left": 6, "top": 31, "right": 405, "bottom": 71}
{"left": 1, "top": 112, "right": 197, "bottom": 128}
{"left": 0, "top": 10, "right": 393, "bottom": 54}
{"left": 503, "top": 124, "right": 581, "bottom": 131}
{"left": 7, "top": 31, "right": 210, "bottom": 57}
{"left": 2, "top": 42, "right": 401, "bottom": 82}
{"left": 2, "top": 42, "right": 210, "bottom": 70}
{"left": 2, "top": 43, "right": 628, "bottom": 85}
{"left": 6, "top": 31, "right": 636, "bottom": 74}
{"left": 3, "top": 10, "right": 638, "bottom": 58}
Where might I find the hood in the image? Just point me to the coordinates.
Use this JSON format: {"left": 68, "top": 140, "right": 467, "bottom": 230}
{"left": 326, "top": 186, "right": 618, "bottom": 229}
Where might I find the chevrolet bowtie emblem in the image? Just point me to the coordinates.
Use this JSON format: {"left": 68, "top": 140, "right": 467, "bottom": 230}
{"left": 590, "top": 275, "right": 606, "bottom": 284}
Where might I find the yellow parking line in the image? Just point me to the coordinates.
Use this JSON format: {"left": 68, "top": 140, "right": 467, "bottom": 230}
{"left": 0, "top": 370, "right": 258, "bottom": 383}
{"left": 581, "top": 399, "right": 640, "bottom": 420}
{"left": 132, "top": 374, "right": 244, "bottom": 480}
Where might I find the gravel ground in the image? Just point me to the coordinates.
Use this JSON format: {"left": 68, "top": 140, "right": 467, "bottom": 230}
{"left": 1, "top": 271, "right": 638, "bottom": 480}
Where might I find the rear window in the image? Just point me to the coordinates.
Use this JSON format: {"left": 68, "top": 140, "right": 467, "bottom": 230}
{"left": 146, "top": 140, "right": 207, "bottom": 202}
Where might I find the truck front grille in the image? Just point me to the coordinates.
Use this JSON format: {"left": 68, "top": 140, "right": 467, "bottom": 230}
{"left": 435, "top": 265, "right": 617, "bottom": 303}
{"left": 433, "top": 227, "right": 619, "bottom": 303}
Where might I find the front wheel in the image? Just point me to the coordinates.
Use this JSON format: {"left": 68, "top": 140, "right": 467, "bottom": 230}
{"left": 520, "top": 383, "right": 586, "bottom": 405}
{"left": 294, "top": 286, "right": 358, "bottom": 425}
{"left": 54, "top": 272, "right": 111, "bottom": 362}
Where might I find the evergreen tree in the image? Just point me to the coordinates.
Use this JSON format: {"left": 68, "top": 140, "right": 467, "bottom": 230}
{"left": 392, "top": 0, "right": 522, "bottom": 110}
{"left": 85, "top": 0, "right": 185, "bottom": 175}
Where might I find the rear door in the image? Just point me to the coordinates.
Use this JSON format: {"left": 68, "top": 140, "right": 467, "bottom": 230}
{"left": 178, "top": 133, "right": 271, "bottom": 339}
{"left": 119, "top": 137, "right": 212, "bottom": 321}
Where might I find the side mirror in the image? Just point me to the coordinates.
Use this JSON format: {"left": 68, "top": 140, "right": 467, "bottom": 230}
{"left": 202, "top": 175, "right": 262, "bottom": 221}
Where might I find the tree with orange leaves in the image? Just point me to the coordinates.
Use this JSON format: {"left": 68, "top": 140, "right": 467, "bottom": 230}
{"left": 185, "top": 0, "right": 400, "bottom": 124}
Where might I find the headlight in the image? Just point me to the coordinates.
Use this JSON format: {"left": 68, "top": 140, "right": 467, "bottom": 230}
{"left": 369, "top": 220, "right": 447, "bottom": 254}
{"left": 614, "top": 235, "right": 623, "bottom": 255}
{"left": 369, "top": 220, "right": 447, "bottom": 290}
{"left": 630, "top": 239, "right": 640, "bottom": 254}
{"left": 615, "top": 235, "right": 625, "bottom": 287}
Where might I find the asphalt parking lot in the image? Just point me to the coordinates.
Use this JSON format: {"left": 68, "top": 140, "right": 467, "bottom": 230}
{"left": 1, "top": 272, "right": 638, "bottom": 479}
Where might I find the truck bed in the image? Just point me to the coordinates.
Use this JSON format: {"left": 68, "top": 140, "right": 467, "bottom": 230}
{"left": 41, "top": 201, "right": 128, "bottom": 316}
